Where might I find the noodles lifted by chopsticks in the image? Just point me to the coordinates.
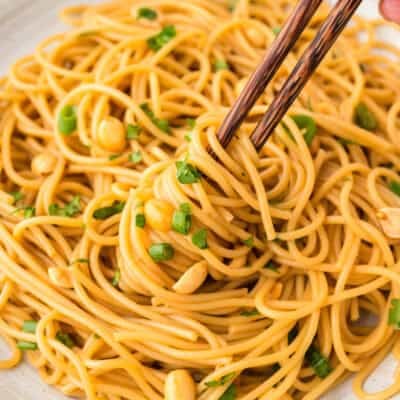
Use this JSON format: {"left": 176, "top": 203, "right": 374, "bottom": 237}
{"left": 0, "top": 0, "right": 400, "bottom": 399}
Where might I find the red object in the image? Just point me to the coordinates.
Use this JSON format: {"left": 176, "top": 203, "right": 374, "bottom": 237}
{"left": 380, "top": 0, "right": 400, "bottom": 23}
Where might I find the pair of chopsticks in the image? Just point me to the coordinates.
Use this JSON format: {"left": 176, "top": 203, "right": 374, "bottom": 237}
{"left": 217, "top": 0, "right": 362, "bottom": 151}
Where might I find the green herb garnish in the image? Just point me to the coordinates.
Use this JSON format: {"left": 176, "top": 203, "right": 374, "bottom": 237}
{"left": 389, "top": 298, "right": 400, "bottom": 329}
{"left": 135, "top": 213, "right": 146, "bottom": 228}
{"left": 240, "top": 309, "right": 260, "bottom": 317}
{"left": 137, "top": 7, "right": 157, "bottom": 20}
{"left": 148, "top": 243, "right": 175, "bottom": 262}
{"left": 306, "top": 345, "right": 332, "bottom": 378}
{"left": 220, "top": 384, "right": 237, "bottom": 400}
{"left": 272, "top": 26, "right": 281, "bottom": 36}
{"left": 186, "top": 118, "right": 196, "bottom": 129}
{"left": 147, "top": 25, "right": 176, "bottom": 51}
{"left": 389, "top": 181, "right": 400, "bottom": 197}
{"left": 17, "top": 341, "right": 38, "bottom": 351}
{"left": 129, "top": 151, "right": 142, "bottom": 164}
{"left": 10, "top": 191, "right": 24, "bottom": 204}
{"left": 140, "top": 103, "right": 170, "bottom": 133}
{"left": 172, "top": 203, "right": 192, "bottom": 235}
{"left": 22, "top": 320, "right": 38, "bottom": 334}
{"left": 126, "top": 124, "right": 141, "bottom": 139}
{"left": 338, "top": 137, "right": 355, "bottom": 146}
{"left": 205, "top": 372, "right": 235, "bottom": 387}
{"left": 354, "top": 103, "right": 377, "bottom": 131}
{"left": 243, "top": 236, "right": 254, "bottom": 248}
{"left": 176, "top": 160, "right": 201, "bottom": 184}
{"left": 93, "top": 201, "right": 125, "bottom": 220}
{"left": 214, "top": 59, "right": 230, "bottom": 71}
{"left": 192, "top": 228, "right": 208, "bottom": 249}
{"left": 49, "top": 196, "right": 81, "bottom": 217}
{"left": 56, "top": 332, "right": 75, "bottom": 348}
{"left": 109, "top": 153, "right": 122, "bottom": 161}
{"left": 58, "top": 105, "right": 77, "bottom": 135}
{"left": 112, "top": 270, "right": 121, "bottom": 287}
{"left": 23, "top": 207, "right": 36, "bottom": 219}
{"left": 292, "top": 115, "right": 317, "bottom": 145}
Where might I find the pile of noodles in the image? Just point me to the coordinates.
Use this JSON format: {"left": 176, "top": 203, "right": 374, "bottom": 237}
{"left": 0, "top": 0, "right": 400, "bottom": 399}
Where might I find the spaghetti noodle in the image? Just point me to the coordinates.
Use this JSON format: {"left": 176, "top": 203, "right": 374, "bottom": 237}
{"left": 0, "top": 0, "right": 400, "bottom": 399}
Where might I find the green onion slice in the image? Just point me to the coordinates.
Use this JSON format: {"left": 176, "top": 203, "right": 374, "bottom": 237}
{"left": 176, "top": 160, "right": 201, "bottom": 184}
{"left": 354, "top": 103, "right": 377, "bottom": 131}
{"left": 58, "top": 105, "right": 77, "bottom": 135}
{"left": 192, "top": 228, "right": 208, "bottom": 249}
{"left": 149, "top": 243, "right": 175, "bottom": 262}
{"left": 22, "top": 320, "right": 38, "bottom": 334}
{"left": 147, "top": 25, "right": 176, "bottom": 51}
{"left": 137, "top": 7, "right": 157, "bottom": 20}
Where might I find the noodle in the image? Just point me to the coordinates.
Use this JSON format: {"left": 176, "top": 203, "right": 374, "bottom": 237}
{"left": 0, "top": 0, "right": 400, "bottom": 399}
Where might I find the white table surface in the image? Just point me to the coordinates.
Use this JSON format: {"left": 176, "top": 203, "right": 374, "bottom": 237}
{"left": 0, "top": 1, "right": 399, "bottom": 399}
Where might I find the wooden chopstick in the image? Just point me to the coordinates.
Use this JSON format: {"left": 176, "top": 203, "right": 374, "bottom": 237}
{"left": 216, "top": 0, "right": 323, "bottom": 149}
{"left": 250, "top": 0, "right": 362, "bottom": 150}
{"left": 216, "top": 0, "right": 362, "bottom": 151}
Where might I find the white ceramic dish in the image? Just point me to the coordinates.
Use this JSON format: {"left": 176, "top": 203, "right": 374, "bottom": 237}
{"left": 0, "top": 1, "right": 398, "bottom": 399}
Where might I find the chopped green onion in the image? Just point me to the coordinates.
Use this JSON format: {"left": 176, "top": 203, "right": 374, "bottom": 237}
{"left": 389, "top": 298, "right": 400, "bottom": 329}
{"left": 112, "top": 270, "right": 121, "bottom": 287}
{"left": 306, "top": 345, "right": 332, "bottom": 378}
{"left": 354, "top": 103, "right": 377, "bottom": 131}
{"left": 58, "top": 105, "right": 77, "bottom": 135}
{"left": 56, "top": 332, "right": 75, "bottom": 348}
{"left": 135, "top": 213, "right": 146, "bottom": 228}
{"left": 180, "top": 203, "right": 191, "bottom": 214}
{"left": 93, "top": 201, "right": 125, "bottom": 220}
{"left": 149, "top": 243, "right": 175, "bottom": 262}
{"left": 292, "top": 115, "right": 317, "bottom": 145}
{"left": 176, "top": 160, "right": 201, "bottom": 184}
{"left": 243, "top": 236, "right": 254, "bottom": 248}
{"left": 172, "top": 203, "right": 192, "bottom": 235}
{"left": 129, "top": 151, "right": 142, "bottom": 164}
{"left": 184, "top": 134, "right": 192, "bottom": 142}
{"left": 22, "top": 320, "right": 38, "bottom": 334}
{"left": 9, "top": 191, "right": 24, "bottom": 204}
{"left": 17, "top": 341, "right": 38, "bottom": 351}
{"left": 389, "top": 181, "right": 400, "bottom": 197}
{"left": 140, "top": 103, "right": 170, "bottom": 133}
{"left": 338, "top": 137, "right": 355, "bottom": 146}
{"left": 192, "top": 228, "right": 208, "bottom": 249}
{"left": 24, "top": 207, "right": 36, "bottom": 219}
{"left": 109, "top": 153, "right": 122, "bottom": 161}
{"left": 220, "top": 384, "right": 237, "bottom": 400}
{"left": 272, "top": 26, "right": 281, "bottom": 36}
{"left": 147, "top": 25, "right": 176, "bottom": 51}
{"left": 49, "top": 196, "right": 81, "bottom": 217}
{"left": 137, "top": 7, "right": 157, "bottom": 20}
{"left": 71, "top": 258, "right": 89, "bottom": 264}
{"left": 264, "top": 261, "right": 278, "bottom": 272}
{"left": 186, "top": 118, "right": 196, "bottom": 129}
{"left": 214, "top": 59, "right": 230, "bottom": 71}
{"left": 240, "top": 309, "right": 260, "bottom": 317}
{"left": 126, "top": 124, "right": 141, "bottom": 139}
{"left": 205, "top": 372, "right": 235, "bottom": 387}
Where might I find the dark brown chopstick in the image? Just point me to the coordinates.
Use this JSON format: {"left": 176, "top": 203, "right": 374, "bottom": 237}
{"left": 216, "top": 0, "right": 362, "bottom": 152}
{"left": 250, "top": 0, "right": 362, "bottom": 150}
{"left": 216, "top": 0, "right": 324, "bottom": 149}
